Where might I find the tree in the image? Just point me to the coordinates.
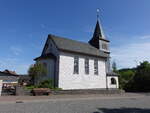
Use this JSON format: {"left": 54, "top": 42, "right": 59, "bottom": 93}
{"left": 112, "top": 61, "right": 117, "bottom": 72}
{"left": 28, "top": 63, "right": 47, "bottom": 85}
{"left": 125, "top": 61, "right": 150, "bottom": 92}
{"left": 118, "top": 68, "right": 135, "bottom": 89}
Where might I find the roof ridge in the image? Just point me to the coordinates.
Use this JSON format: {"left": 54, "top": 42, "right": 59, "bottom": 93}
{"left": 48, "top": 34, "right": 91, "bottom": 46}
{"left": 46, "top": 34, "right": 109, "bottom": 58}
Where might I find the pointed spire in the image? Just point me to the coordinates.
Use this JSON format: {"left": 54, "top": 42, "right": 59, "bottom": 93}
{"left": 88, "top": 21, "right": 101, "bottom": 49}
{"left": 88, "top": 9, "right": 108, "bottom": 49}
{"left": 97, "top": 8, "right": 100, "bottom": 21}
{"left": 93, "top": 9, "right": 105, "bottom": 39}
{"left": 93, "top": 20, "right": 102, "bottom": 38}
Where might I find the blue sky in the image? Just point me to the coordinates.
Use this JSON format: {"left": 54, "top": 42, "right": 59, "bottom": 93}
{"left": 0, "top": 0, "right": 150, "bottom": 74}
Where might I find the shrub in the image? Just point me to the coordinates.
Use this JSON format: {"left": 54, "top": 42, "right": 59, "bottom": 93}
{"left": 28, "top": 63, "right": 47, "bottom": 85}
{"left": 25, "top": 79, "right": 62, "bottom": 91}
{"left": 37, "top": 79, "right": 54, "bottom": 89}
{"left": 24, "top": 85, "right": 37, "bottom": 90}
{"left": 53, "top": 87, "right": 62, "bottom": 91}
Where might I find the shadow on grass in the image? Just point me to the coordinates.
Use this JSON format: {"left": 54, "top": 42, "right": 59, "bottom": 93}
{"left": 93, "top": 108, "right": 150, "bottom": 113}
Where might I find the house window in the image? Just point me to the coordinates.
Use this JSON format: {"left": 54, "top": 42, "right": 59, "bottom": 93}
{"left": 74, "top": 56, "right": 79, "bottom": 74}
{"left": 94, "top": 59, "right": 98, "bottom": 75}
{"left": 111, "top": 78, "right": 116, "bottom": 85}
{"left": 85, "top": 58, "right": 89, "bottom": 74}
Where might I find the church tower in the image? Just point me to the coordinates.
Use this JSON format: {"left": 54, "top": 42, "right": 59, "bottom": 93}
{"left": 88, "top": 11, "right": 110, "bottom": 53}
{"left": 89, "top": 10, "right": 111, "bottom": 74}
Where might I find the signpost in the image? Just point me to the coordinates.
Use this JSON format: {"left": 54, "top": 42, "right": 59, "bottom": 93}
{"left": 0, "top": 80, "right": 2, "bottom": 96}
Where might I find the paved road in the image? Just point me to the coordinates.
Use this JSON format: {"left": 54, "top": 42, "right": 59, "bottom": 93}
{"left": 0, "top": 94, "right": 150, "bottom": 113}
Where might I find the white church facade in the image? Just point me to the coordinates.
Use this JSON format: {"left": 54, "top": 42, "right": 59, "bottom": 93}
{"left": 34, "top": 19, "right": 119, "bottom": 90}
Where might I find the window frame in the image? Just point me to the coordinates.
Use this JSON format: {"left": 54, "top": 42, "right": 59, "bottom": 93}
{"left": 102, "top": 43, "right": 108, "bottom": 50}
{"left": 73, "top": 56, "right": 79, "bottom": 74}
{"left": 111, "top": 78, "right": 116, "bottom": 85}
{"left": 100, "top": 41, "right": 109, "bottom": 52}
{"left": 94, "top": 59, "right": 98, "bottom": 75}
{"left": 85, "top": 58, "right": 89, "bottom": 75}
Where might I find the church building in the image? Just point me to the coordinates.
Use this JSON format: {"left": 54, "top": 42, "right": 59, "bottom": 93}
{"left": 34, "top": 16, "right": 119, "bottom": 90}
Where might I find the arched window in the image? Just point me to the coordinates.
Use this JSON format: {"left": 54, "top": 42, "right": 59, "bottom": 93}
{"left": 111, "top": 78, "right": 116, "bottom": 85}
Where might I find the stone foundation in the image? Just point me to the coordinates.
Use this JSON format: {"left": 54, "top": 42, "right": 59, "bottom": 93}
{"left": 51, "top": 89, "right": 124, "bottom": 95}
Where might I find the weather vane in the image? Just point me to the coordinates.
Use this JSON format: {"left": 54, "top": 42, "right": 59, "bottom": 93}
{"left": 97, "top": 8, "right": 100, "bottom": 20}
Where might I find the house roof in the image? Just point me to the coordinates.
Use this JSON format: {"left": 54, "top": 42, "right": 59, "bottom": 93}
{"left": 34, "top": 53, "right": 56, "bottom": 61}
{"left": 0, "top": 76, "right": 18, "bottom": 82}
{"left": 49, "top": 34, "right": 109, "bottom": 58}
{"left": 0, "top": 71, "right": 19, "bottom": 76}
{"left": 88, "top": 20, "right": 109, "bottom": 49}
{"left": 93, "top": 20, "right": 103, "bottom": 38}
{"left": 3, "top": 69, "right": 18, "bottom": 75}
{"left": 0, "top": 71, "right": 19, "bottom": 82}
{"left": 107, "top": 71, "right": 119, "bottom": 76}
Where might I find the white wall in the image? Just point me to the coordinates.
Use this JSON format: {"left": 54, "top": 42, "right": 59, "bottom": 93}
{"left": 0, "top": 80, "right": 2, "bottom": 96}
{"left": 58, "top": 51, "right": 107, "bottom": 89}
{"left": 107, "top": 76, "right": 119, "bottom": 89}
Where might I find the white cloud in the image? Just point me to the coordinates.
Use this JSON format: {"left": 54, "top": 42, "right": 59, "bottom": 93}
{"left": 0, "top": 58, "right": 31, "bottom": 74}
{"left": 140, "top": 35, "right": 150, "bottom": 39}
{"left": 10, "top": 46, "right": 23, "bottom": 55}
{"left": 111, "top": 42, "right": 150, "bottom": 69}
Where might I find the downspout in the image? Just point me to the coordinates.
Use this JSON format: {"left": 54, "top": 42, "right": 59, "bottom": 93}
{"left": 105, "top": 59, "right": 108, "bottom": 90}
{"left": 106, "top": 57, "right": 111, "bottom": 90}
{"left": 54, "top": 59, "right": 56, "bottom": 88}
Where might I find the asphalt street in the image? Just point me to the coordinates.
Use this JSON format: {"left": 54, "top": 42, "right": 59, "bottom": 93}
{"left": 0, "top": 94, "right": 150, "bottom": 113}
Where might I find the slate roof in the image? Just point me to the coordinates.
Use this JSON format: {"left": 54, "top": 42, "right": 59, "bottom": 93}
{"left": 3, "top": 69, "right": 17, "bottom": 75}
{"left": 34, "top": 53, "right": 56, "bottom": 61}
{"left": 0, "top": 71, "right": 19, "bottom": 82}
{"left": 49, "top": 34, "right": 109, "bottom": 58}
{"left": 0, "top": 71, "right": 19, "bottom": 77}
{"left": 93, "top": 20, "right": 103, "bottom": 38}
{"left": 0, "top": 76, "right": 18, "bottom": 82}
{"left": 107, "top": 71, "right": 119, "bottom": 76}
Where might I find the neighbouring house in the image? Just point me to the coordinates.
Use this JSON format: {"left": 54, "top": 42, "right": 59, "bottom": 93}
{"left": 0, "top": 70, "right": 19, "bottom": 96}
{"left": 0, "top": 70, "right": 19, "bottom": 87}
{"left": 0, "top": 70, "right": 31, "bottom": 95}
{"left": 3, "top": 69, "right": 18, "bottom": 75}
{"left": 18, "top": 75, "right": 31, "bottom": 86}
{"left": 34, "top": 18, "right": 119, "bottom": 90}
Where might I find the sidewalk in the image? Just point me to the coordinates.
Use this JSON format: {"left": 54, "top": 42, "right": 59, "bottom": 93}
{"left": 0, "top": 93, "right": 148, "bottom": 104}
